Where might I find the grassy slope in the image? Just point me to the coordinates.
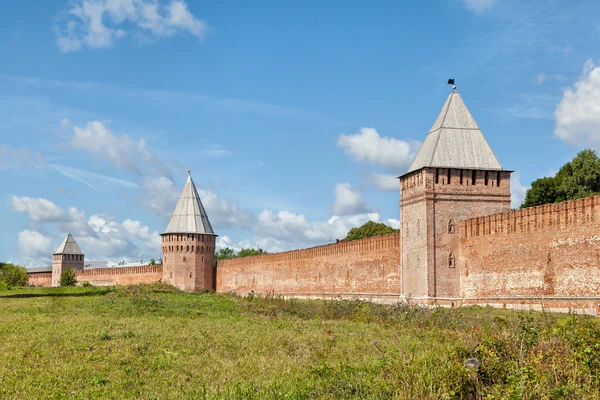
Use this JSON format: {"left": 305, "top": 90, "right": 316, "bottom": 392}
{"left": 0, "top": 285, "right": 599, "bottom": 399}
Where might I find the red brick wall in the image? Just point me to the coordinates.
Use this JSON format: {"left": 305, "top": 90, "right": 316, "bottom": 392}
{"left": 458, "top": 196, "right": 600, "bottom": 299}
{"left": 28, "top": 272, "right": 52, "bottom": 287}
{"left": 27, "top": 265, "right": 163, "bottom": 287}
{"left": 216, "top": 233, "right": 401, "bottom": 299}
{"left": 161, "top": 233, "right": 216, "bottom": 291}
{"left": 400, "top": 167, "right": 511, "bottom": 298}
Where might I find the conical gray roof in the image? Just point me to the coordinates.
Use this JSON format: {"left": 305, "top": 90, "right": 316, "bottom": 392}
{"left": 163, "top": 173, "right": 215, "bottom": 235}
{"left": 54, "top": 233, "right": 84, "bottom": 255}
{"left": 407, "top": 91, "right": 502, "bottom": 173}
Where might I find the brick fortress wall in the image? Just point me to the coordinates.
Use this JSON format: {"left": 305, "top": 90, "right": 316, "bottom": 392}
{"left": 457, "top": 195, "right": 600, "bottom": 313}
{"left": 28, "top": 265, "right": 163, "bottom": 287}
{"left": 216, "top": 233, "right": 401, "bottom": 302}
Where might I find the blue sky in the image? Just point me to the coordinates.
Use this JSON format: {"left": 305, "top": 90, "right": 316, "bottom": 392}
{"left": 2, "top": 0, "right": 600, "bottom": 267}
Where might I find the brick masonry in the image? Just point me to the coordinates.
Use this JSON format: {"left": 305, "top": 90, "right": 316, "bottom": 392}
{"left": 216, "top": 233, "right": 401, "bottom": 301}
{"left": 161, "top": 233, "right": 216, "bottom": 291}
{"left": 25, "top": 187, "right": 600, "bottom": 314}
{"left": 458, "top": 196, "right": 600, "bottom": 300}
{"left": 28, "top": 265, "right": 163, "bottom": 287}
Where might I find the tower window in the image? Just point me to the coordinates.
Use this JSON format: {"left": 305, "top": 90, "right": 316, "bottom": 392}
{"left": 448, "top": 220, "right": 455, "bottom": 234}
{"left": 447, "top": 169, "right": 451, "bottom": 184}
{"left": 435, "top": 168, "right": 439, "bottom": 184}
{"left": 448, "top": 252, "right": 455, "bottom": 268}
{"left": 471, "top": 170, "right": 476, "bottom": 185}
{"left": 417, "top": 220, "right": 420, "bottom": 236}
{"left": 496, "top": 172, "right": 501, "bottom": 187}
{"left": 484, "top": 171, "right": 489, "bottom": 185}
{"left": 460, "top": 170, "right": 464, "bottom": 184}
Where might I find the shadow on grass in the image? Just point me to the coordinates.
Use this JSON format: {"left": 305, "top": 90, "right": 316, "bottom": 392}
{"left": 0, "top": 290, "right": 112, "bottom": 299}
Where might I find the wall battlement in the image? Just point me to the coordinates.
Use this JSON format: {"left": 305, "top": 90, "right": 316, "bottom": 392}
{"left": 78, "top": 265, "right": 163, "bottom": 276}
{"left": 460, "top": 195, "right": 600, "bottom": 238}
{"left": 216, "top": 233, "right": 401, "bottom": 296}
{"left": 28, "top": 264, "right": 163, "bottom": 287}
{"left": 218, "top": 233, "right": 400, "bottom": 268}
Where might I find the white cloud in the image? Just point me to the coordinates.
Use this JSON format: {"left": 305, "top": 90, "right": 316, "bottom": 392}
{"left": 12, "top": 196, "right": 65, "bottom": 222}
{"left": 331, "top": 183, "right": 370, "bottom": 216}
{"left": 370, "top": 172, "right": 399, "bottom": 191}
{"left": 18, "top": 230, "right": 53, "bottom": 267}
{"left": 12, "top": 196, "right": 162, "bottom": 265}
{"left": 139, "top": 176, "right": 255, "bottom": 230}
{"left": 337, "top": 127, "right": 419, "bottom": 173}
{"left": 198, "top": 189, "right": 256, "bottom": 230}
{"left": 70, "top": 120, "right": 169, "bottom": 176}
{"left": 461, "top": 0, "right": 497, "bottom": 13}
{"left": 386, "top": 218, "right": 400, "bottom": 229}
{"left": 555, "top": 59, "right": 600, "bottom": 149}
{"left": 55, "top": 0, "right": 207, "bottom": 52}
{"left": 139, "top": 176, "right": 181, "bottom": 219}
{"left": 254, "top": 209, "right": 381, "bottom": 252}
{"left": 216, "top": 235, "right": 256, "bottom": 252}
{"left": 510, "top": 172, "right": 527, "bottom": 209}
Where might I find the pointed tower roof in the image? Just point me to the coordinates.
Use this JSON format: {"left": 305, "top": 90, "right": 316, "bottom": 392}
{"left": 163, "top": 172, "right": 215, "bottom": 235}
{"left": 406, "top": 90, "right": 502, "bottom": 174}
{"left": 54, "top": 233, "right": 84, "bottom": 255}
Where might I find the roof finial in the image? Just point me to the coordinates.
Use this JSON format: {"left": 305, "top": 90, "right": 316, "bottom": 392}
{"left": 447, "top": 78, "right": 456, "bottom": 93}
{"left": 187, "top": 170, "right": 191, "bottom": 181}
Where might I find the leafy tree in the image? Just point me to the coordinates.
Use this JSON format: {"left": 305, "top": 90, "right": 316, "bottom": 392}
{"left": 60, "top": 268, "right": 77, "bottom": 287}
{"left": 521, "top": 149, "right": 600, "bottom": 208}
{"left": 344, "top": 221, "right": 399, "bottom": 241}
{"left": 0, "top": 263, "right": 29, "bottom": 288}
{"left": 237, "top": 248, "right": 265, "bottom": 258}
{"left": 150, "top": 258, "right": 156, "bottom": 265}
{"left": 520, "top": 177, "right": 560, "bottom": 209}
{"left": 215, "top": 247, "right": 236, "bottom": 261}
{"left": 215, "top": 247, "right": 267, "bottom": 261}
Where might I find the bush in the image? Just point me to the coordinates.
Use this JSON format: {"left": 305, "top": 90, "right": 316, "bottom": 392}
{"left": 0, "top": 263, "right": 29, "bottom": 288}
{"left": 60, "top": 268, "right": 77, "bottom": 286}
{"left": 81, "top": 281, "right": 91, "bottom": 287}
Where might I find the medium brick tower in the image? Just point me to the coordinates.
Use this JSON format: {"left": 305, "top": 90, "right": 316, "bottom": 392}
{"left": 161, "top": 172, "right": 217, "bottom": 292}
{"left": 51, "top": 233, "right": 85, "bottom": 287}
{"left": 399, "top": 87, "right": 511, "bottom": 299}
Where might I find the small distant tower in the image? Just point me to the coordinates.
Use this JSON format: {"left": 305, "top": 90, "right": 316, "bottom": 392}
{"left": 161, "top": 172, "right": 217, "bottom": 292}
{"left": 51, "top": 233, "right": 85, "bottom": 287}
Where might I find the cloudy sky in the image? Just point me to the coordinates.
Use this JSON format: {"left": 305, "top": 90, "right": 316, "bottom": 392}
{"left": 2, "top": 0, "right": 600, "bottom": 267}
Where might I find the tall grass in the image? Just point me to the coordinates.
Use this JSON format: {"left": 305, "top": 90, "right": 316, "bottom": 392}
{"left": 0, "top": 284, "right": 598, "bottom": 399}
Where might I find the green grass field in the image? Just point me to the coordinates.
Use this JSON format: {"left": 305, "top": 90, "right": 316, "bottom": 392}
{"left": 1, "top": 284, "right": 599, "bottom": 399}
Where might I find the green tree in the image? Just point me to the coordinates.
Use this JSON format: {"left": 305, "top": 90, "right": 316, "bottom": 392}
{"left": 60, "top": 268, "right": 77, "bottom": 287}
{"left": 215, "top": 247, "right": 236, "bottom": 261}
{"left": 215, "top": 247, "right": 267, "bottom": 261}
{"left": 520, "top": 177, "right": 560, "bottom": 209}
{"left": 344, "top": 221, "right": 399, "bottom": 241}
{"left": 237, "top": 248, "right": 266, "bottom": 258}
{"left": 522, "top": 149, "right": 600, "bottom": 208}
{"left": 0, "top": 263, "right": 29, "bottom": 288}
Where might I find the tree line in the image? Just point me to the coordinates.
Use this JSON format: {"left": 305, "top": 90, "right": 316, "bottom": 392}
{"left": 521, "top": 149, "right": 600, "bottom": 208}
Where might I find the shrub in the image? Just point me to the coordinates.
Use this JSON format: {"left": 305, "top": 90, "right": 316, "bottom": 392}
{"left": 81, "top": 281, "right": 91, "bottom": 287}
{"left": 0, "top": 263, "right": 29, "bottom": 288}
{"left": 60, "top": 268, "right": 77, "bottom": 286}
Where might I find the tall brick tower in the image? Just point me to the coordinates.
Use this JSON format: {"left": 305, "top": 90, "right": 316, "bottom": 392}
{"left": 51, "top": 233, "right": 84, "bottom": 287}
{"left": 161, "top": 172, "right": 217, "bottom": 292}
{"left": 399, "top": 86, "right": 511, "bottom": 299}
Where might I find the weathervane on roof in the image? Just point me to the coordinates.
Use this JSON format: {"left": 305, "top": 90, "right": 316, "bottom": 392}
{"left": 447, "top": 78, "right": 456, "bottom": 92}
